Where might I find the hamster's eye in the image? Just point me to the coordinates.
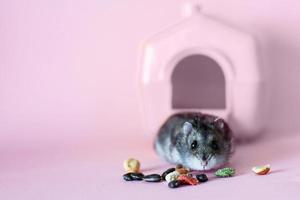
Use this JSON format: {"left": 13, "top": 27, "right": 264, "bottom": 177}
{"left": 191, "top": 140, "right": 198, "bottom": 150}
{"left": 211, "top": 140, "right": 219, "bottom": 151}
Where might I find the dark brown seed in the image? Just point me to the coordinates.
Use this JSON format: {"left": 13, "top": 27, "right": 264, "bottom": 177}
{"left": 168, "top": 180, "right": 182, "bottom": 188}
{"left": 144, "top": 174, "right": 161, "bottom": 182}
{"left": 176, "top": 164, "right": 183, "bottom": 169}
{"left": 130, "top": 173, "right": 144, "bottom": 180}
{"left": 161, "top": 168, "right": 175, "bottom": 180}
{"left": 123, "top": 173, "right": 134, "bottom": 181}
{"left": 196, "top": 174, "right": 208, "bottom": 183}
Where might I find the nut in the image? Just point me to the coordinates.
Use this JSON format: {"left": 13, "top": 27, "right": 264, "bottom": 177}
{"left": 252, "top": 164, "right": 270, "bottom": 175}
{"left": 176, "top": 167, "right": 189, "bottom": 174}
{"left": 123, "top": 158, "right": 140, "bottom": 173}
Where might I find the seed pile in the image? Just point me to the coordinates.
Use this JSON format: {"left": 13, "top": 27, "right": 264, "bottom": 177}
{"left": 122, "top": 158, "right": 271, "bottom": 189}
{"left": 122, "top": 160, "right": 213, "bottom": 189}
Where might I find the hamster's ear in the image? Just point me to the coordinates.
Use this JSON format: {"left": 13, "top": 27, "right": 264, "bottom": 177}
{"left": 182, "top": 122, "right": 193, "bottom": 134}
{"left": 213, "top": 118, "right": 230, "bottom": 135}
{"left": 214, "top": 118, "right": 225, "bottom": 130}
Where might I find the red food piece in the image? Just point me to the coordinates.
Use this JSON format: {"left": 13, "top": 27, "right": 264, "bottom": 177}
{"left": 177, "top": 175, "right": 198, "bottom": 185}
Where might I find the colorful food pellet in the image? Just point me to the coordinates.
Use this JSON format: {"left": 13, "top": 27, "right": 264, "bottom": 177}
{"left": 252, "top": 164, "right": 271, "bottom": 175}
{"left": 177, "top": 174, "right": 198, "bottom": 185}
{"left": 165, "top": 171, "right": 180, "bottom": 183}
{"left": 215, "top": 167, "right": 235, "bottom": 177}
{"left": 144, "top": 174, "right": 162, "bottom": 182}
{"left": 168, "top": 180, "right": 183, "bottom": 188}
{"left": 161, "top": 168, "right": 175, "bottom": 180}
{"left": 123, "top": 158, "right": 140, "bottom": 173}
{"left": 196, "top": 174, "right": 208, "bottom": 183}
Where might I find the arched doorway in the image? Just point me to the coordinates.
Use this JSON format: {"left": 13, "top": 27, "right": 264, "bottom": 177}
{"left": 171, "top": 54, "right": 226, "bottom": 109}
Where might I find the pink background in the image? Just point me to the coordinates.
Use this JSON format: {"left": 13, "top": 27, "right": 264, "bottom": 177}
{"left": 1, "top": 0, "right": 300, "bottom": 199}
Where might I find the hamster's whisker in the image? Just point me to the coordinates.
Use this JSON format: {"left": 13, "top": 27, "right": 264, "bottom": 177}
{"left": 207, "top": 154, "right": 213, "bottom": 162}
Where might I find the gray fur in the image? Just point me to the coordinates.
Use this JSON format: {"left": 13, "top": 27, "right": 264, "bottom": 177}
{"left": 154, "top": 113, "right": 234, "bottom": 170}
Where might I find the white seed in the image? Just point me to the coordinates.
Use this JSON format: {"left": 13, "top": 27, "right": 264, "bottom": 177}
{"left": 165, "top": 171, "right": 180, "bottom": 183}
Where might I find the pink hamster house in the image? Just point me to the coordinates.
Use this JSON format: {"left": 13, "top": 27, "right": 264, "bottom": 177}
{"left": 138, "top": 4, "right": 265, "bottom": 138}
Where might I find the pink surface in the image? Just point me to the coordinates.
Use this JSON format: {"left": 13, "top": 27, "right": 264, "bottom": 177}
{"left": 1, "top": 0, "right": 300, "bottom": 199}
{"left": 1, "top": 134, "right": 300, "bottom": 199}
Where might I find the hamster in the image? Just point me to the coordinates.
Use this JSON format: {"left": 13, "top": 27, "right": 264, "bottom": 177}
{"left": 154, "top": 112, "right": 234, "bottom": 170}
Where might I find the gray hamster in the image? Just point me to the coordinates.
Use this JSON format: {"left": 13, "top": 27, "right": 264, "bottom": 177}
{"left": 154, "top": 113, "right": 234, "bottom": 170}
